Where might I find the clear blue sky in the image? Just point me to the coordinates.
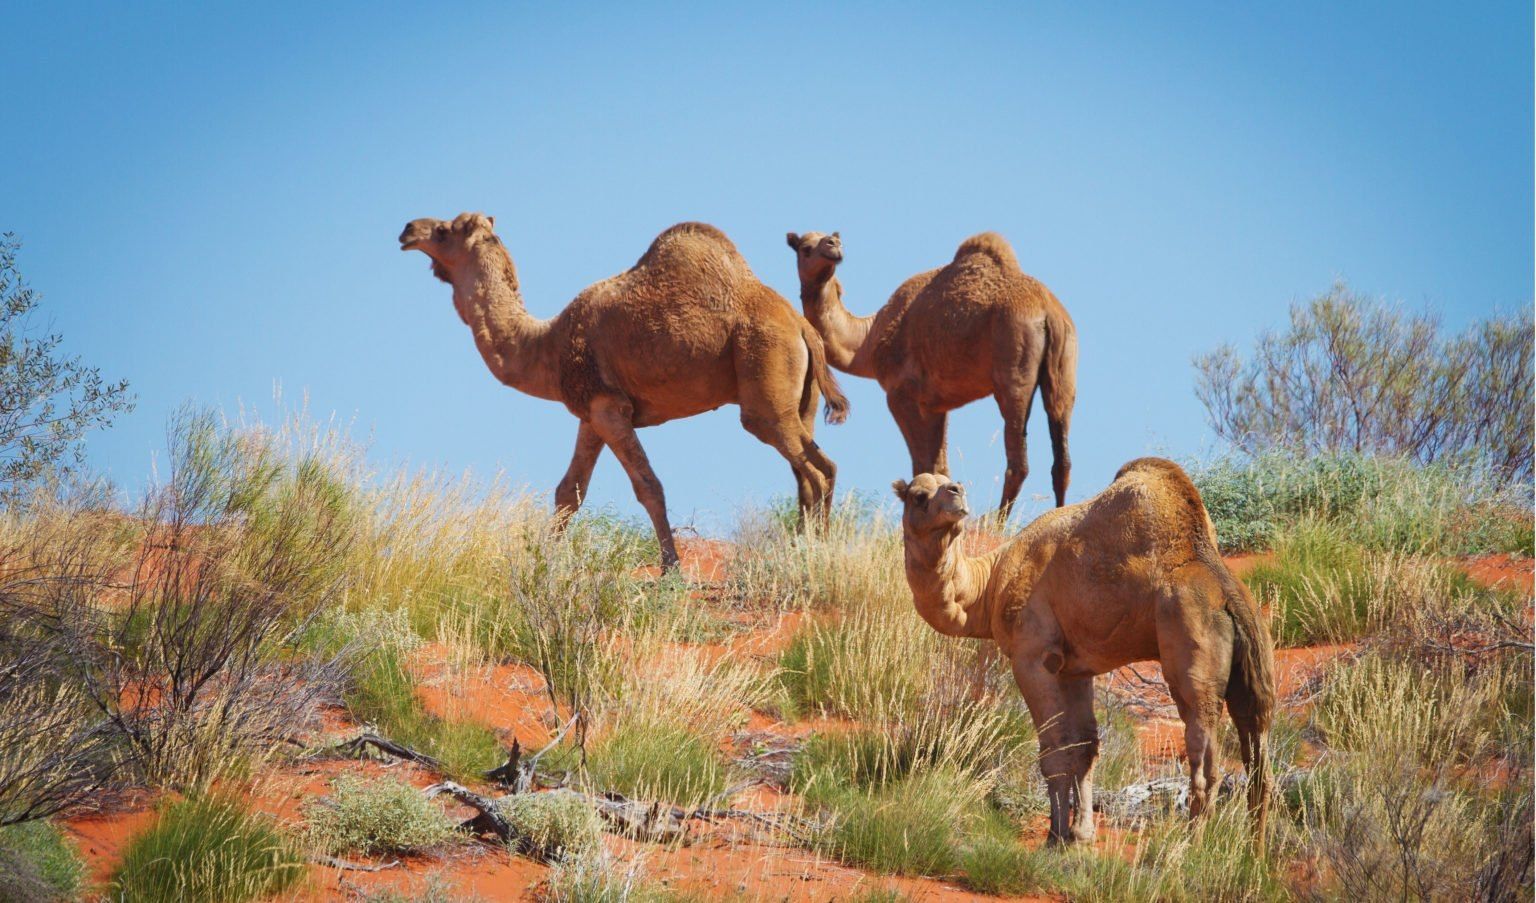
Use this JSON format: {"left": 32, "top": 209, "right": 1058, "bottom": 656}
{"left": 3, "top": 2, "right": 1530, "bottom": 528}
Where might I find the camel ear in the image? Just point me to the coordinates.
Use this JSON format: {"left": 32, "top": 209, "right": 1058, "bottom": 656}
{"left": 832, "top": 231, "right": 840, "bottom": 239}
{"left": 786, "top": 232, "right": 801, "bottom": 251}
{"left": 487, "top": 215, "right": 495, "bottom": 229}
{"left": 891, "top": 479, "right": 910, "bottom": 502}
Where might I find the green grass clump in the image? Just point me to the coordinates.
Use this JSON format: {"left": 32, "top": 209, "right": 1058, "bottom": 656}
{"left": 539, "top": 853, "right": 707, "bottom": 902}
{"left": 497, "top": 792, "right": 603, "bottom": 862}
{"left": 111, "top": 795, "right": 304, "bottom": 903}
{"left": 586, "top": 722, "right": 732, "bottom": 810}
{"left": 303, "top": 774, "right": 457, "bottom": 856}
{"left": 1243, "top": 520, "right": 1376, "bottom": 645}
{"left": 1243, "top": 517, "right": 1530, "bottom": 647}
{"left": 955, "top": 817, "right": 1057, "bottom": 896}
{"left": 727, "top": 494, "right": 906, "bottom": 612}
{"left": 1189, "top": 451, "right": 1531, "bottom": 556}
{"left": 0, "top": 820, "right": 84, "bottom": 903}
{"left": 818, "top": 767, "right": 984, "bottom": 876}
{"left": 304, "top": 609, "right": 504, "bottom": 781}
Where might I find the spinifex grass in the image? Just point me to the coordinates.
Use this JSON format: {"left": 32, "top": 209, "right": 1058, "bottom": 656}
{"left": 111, "top": 795, "right": 304, "bottom": 903}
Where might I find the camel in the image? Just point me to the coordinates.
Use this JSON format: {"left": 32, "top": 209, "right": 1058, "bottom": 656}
{"left": 400, "top": 213, "right": 848, "bottom": 570}
{"left": 891, "top": 458, "right": 1275, "bottom": 845}
{"left": 788, "top": 230, "right": 1078, "bottom": 515}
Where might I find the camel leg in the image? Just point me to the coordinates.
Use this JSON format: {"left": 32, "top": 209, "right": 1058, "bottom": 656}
{"left": 799, "top": 394, "right": 837, "bottom": 525}
{"left": 887, "top": 391, "right": 948, "bottom": 476}
{"left": 1012, "top": 656, "right": 1099, "bottom": 844}
{"left": 994, "top": 330, "right": 1046, "bottom": 519}
{"left": 740, "top": 406, "right": 832, "bottom": 531}
{"left": 1039, "top": 353, "right": 1075, "bottom": 508}
{"left": 1158, "top": 583, "right": 1233, "bottom": 820}
{"left": 586, "top": 398, "right": 679, "bottom": 571}
{"left": 553, "top": 422, "right": 605, "bottom": 532}
{"left": 995, "top": 395, "right": 1035, "bottom": 520}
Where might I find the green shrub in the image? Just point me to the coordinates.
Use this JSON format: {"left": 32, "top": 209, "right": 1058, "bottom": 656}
{"left": 0, "top": 820, "right": 84, "bottom": 903}
{"left": 1293, "top": 756, "right": 1523, "bottom": 900}
{"left": 110, "top": 795, "right": 304, "bottom": 903}
{"left": 304, "top": 774, "right": 456, "bottom": 856}
{"left": 1189, "top": 451, "right": 1531, "bottom": 556}
{"left": 497, "top": 792, "right": 602, "bottom": 862}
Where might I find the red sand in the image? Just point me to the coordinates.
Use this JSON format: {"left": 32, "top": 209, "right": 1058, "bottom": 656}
{"left": 1460, "top": 552, "right": 1534, "bottom": 595}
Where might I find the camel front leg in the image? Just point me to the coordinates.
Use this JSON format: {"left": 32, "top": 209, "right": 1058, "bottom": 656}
{"left": 887, "top": 391, "right": 949, "bottom": 476}
{"left": 553, "top": 421, "right": 605, "bottom": 532}
{"left": 1012, "top": 655, "right": 1099, "bottom": 845}
{"left": 586, "top": 397, "right": 680, "bottom": 572}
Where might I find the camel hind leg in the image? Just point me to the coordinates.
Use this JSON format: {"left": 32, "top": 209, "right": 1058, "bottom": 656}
{"left": 1039, "top": 321, "right": 1077, "bottom": 507}
{"left": 737, "top": 339, "right": 836, "bottom": 530}
{"left": 1157, "top": 571, "right": 1235, "bottom": 820}
{"left": 993, "top": 327, "right": 1046, "bottom": 519}
{"left": 797, "top": 376, "right": 838, "bottom": 524}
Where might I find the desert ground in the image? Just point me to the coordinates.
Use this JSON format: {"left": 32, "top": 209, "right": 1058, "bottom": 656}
{"left": 5, "top": 419, "right": 1529, "bottom": 902}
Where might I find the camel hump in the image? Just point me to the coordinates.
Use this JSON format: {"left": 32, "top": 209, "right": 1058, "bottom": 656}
{"left": 645, "top": 222, "right": 740, "bottom": 256}
{"left": 953, "top": 232, "right": 1020, "bottom": 270}
{"left": 1113, "top": 457, "right": 1219, "bottom": 544}
{"left": 1112, "top": 456, "right": 1187, "bottom": 484}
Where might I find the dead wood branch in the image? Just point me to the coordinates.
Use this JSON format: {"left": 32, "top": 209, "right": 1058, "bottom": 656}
{"left": 311, "top": 854, "right": 401, "bottom": 872}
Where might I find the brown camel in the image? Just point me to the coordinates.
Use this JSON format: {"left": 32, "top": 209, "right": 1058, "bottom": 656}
{"left": 788, "top": 230, "right": 1078, "bottom": 515}
{"left": 891, "top": 458, "right": 1274, "bottom": 845}
{"left": 400, "top": 213, "right": 848, "bottom": 569}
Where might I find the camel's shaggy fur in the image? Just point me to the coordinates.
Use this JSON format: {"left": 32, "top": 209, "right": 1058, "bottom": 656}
{"left": 401, "top": 213, "right": 847, "bottom": 569}
{"left": 789, "top": 230, "right": 1077, "bottom": 513}
{"left": 893, "top": 458, "right": 1275, "bottom": 845}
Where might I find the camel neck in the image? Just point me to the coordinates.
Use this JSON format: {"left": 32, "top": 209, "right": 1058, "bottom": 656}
{"left": 450, "top": 244, "right": 562, "bottom": 402}
{"left": 902, "top": 524, "right": 995, "bottom": 640}
{"left": 800, "top": 274, "right": 876, "bottom": 378}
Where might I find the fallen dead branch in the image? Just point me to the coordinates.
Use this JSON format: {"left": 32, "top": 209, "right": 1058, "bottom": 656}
{"left": 311, "top": 854, "right": 402, "bottom": 872}
{"left": 327, "top": 723, "right": 812, "bottom": 850}
{"left": 338, "top": 732, "right": 445, "bottom": 772}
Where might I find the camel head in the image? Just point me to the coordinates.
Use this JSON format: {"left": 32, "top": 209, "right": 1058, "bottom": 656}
{"left": 785, "top": 231, "right": 843, "bottom": 285}
{"left": 399, "top": 212, "right": 498, "bottom": 283}
{"left": 892, "top": 473, "right": 969, "bottom": 535}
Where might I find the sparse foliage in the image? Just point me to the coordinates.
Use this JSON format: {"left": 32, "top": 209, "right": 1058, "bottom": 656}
{"left": 1194, "top": 285, "right": 1534, "bottom": 482}
{"left": 0, "top": 234, "right": 132, "bottom": 500}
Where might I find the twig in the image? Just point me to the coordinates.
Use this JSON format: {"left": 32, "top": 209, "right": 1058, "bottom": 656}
{"left": 311, "top": 855, "right": 401, "bottom": 872}
{"left": 688, "top": 777, "right": 763, "bottom": 819}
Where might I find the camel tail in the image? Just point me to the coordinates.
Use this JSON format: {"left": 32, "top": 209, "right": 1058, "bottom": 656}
{"left": 1037, "top": 306, "right": 1078, "bottom": 506}
{"left": 799, "top": 318, "right": 849, "bottom": 425}
{"left": 1213, "top": 548, "right": 1276, "bottom": 839}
